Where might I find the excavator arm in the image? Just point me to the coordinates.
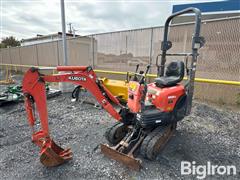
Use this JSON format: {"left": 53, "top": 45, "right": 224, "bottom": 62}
{"left": 22, "top": 66, "right": 123, "bottom": 167}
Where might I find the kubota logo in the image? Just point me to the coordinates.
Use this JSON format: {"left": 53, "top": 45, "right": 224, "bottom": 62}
{"left": 68, "top": 76, "right": 86, "bottom": 81}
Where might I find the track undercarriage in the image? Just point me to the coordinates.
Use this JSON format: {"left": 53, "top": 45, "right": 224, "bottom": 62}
{"left": 101, "top": 122, "right": 177, "bottom": 170}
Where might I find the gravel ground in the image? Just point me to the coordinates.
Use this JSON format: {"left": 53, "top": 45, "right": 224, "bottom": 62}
{"left": 0, "top": 93, "right": 239, "bottom": 180}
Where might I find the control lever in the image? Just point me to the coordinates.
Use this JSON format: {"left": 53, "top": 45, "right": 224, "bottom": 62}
{"left": 140, "top": 64, "right": 151, "bottom": 111}
{"left": 133, "top": 64, "right": 140, "bottom": 81}
{"left": 145, "top": 65, "right": 151, "bottom": 76}
{"left": 139, "top": 65, "right": 151, "bottom": 84}
{"left": 126, "top": 72, "right": 129, "bottom": 82}
{"left": 135, "top": 64, "right": 140, "bottom": 73}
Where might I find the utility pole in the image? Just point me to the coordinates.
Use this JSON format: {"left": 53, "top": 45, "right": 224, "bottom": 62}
{"left": 60, "top": 0, "right": 68, "bottom": 65}
{"left": 72, "top": 27, "right": 78, "bottom": 37}
{"left": 67, "top": 23, "right": 73, "bottom": 34}
{"left": 125, "top": 35, "right": 128, "bottom": 54}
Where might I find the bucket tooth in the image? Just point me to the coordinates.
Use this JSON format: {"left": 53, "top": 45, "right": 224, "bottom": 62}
{"left": 40, "top": 140, "right": 72, "bottom": 167}
{"left": 101, "top": 144, "right": 142, "bottom": 171}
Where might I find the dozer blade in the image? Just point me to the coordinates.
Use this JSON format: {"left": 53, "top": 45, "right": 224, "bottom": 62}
{"left": 40, "top": 140, "right": 72, "bottom": 167}
{"left": 101, "top": 144, "right": 142, "bottom": 171}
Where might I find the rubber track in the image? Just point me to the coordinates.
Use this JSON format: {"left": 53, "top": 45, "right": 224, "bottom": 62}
{"left": 140, "top": 126, "right": 168, "bottom": 160}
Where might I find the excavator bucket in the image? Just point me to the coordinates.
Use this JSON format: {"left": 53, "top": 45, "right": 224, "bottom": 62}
{"left": 101, "top": 144, "right": 142, "bottom": 171}
{"left": 39, "top": 139, "right": 72, "bottom": 167}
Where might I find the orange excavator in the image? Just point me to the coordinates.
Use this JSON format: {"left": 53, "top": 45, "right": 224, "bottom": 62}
{"left": 22, "top": 8, "right": 205, "bottom": 170}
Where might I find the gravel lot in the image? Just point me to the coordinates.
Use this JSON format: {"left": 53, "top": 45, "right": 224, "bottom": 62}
{"left": 0, "top": 93, "right": 239, "bottom": 180}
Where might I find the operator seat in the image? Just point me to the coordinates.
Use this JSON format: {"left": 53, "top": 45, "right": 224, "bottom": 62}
{"left": 155, "top": 61, "right": 184, "bottom": 87}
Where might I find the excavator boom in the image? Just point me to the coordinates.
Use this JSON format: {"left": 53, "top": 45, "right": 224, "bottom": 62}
{"left": 22, "top": 66, "right": 122, "bottom": 166}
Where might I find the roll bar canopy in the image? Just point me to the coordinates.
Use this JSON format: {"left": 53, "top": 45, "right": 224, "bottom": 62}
{"left": 158, "top": 7, "right": 205, "bottom": 115}
{"left": 159, "top": 7, "right": 205, "bottom": 77}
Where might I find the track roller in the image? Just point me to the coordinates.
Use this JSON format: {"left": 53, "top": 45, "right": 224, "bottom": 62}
{"left": 140, "top": 123, "right": 177, "bottom": 160}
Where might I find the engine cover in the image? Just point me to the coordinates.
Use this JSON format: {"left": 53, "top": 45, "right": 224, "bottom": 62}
{"left": 146, "top": 83, "right": 185, "bottom": 112}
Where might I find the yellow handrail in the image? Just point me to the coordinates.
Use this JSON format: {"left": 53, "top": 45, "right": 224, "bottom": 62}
{"left": 1, "top": 63, "right": 239, "bottom": 86}
{"left": 94, "top": 69, "right": 240, "bottom": 86}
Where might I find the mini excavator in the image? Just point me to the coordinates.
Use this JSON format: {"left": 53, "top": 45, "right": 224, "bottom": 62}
{"left": 22, "top": 8, "right": 205, "bottom": 170}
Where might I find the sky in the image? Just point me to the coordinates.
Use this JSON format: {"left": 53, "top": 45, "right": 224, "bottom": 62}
{"left": 1, "top": 0, "right": 220, "bottom": 40}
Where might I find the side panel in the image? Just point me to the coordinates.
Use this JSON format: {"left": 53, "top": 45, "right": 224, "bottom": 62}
{"left": 127, "top": 81, "right": 142, "bottom": 113}
{"left": 147, "top": 83, "right": 185, "bottom": 112}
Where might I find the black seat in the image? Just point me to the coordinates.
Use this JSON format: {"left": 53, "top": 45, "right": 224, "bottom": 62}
{"left": 155, "top": 61, "right": 184, "bottom": 87}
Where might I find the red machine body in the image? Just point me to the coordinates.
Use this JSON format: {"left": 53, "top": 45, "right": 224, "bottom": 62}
{"left": 127, "top": 81, "right": 185, "bottom": 113}
{"left": 127, "top": 81, "right": 142, "bottom": 113}
{"left": 147, "top": 83, "right": 185, "bottom": 112}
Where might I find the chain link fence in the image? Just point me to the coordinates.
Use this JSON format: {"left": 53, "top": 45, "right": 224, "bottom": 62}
{"left": 89, "top": 17, "right": 240, "bottom": 81}
{"left": 0, "top": 17, "right": 239, "bottom": 105}
{"left": 88, "top": 17, "right": 240, "bottom": 105}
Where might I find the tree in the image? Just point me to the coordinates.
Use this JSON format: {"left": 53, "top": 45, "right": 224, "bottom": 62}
{"left": 0, "top": 36, "right": 20, "bottom": 48}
